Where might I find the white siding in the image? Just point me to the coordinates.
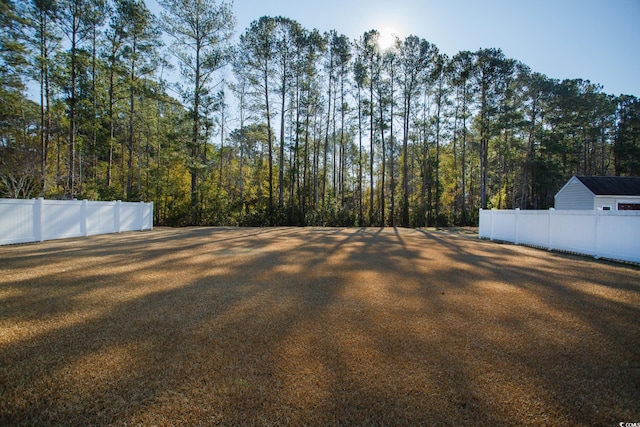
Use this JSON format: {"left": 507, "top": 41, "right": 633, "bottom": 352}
{"left": 595, "top": 196, "right": 618, "bottom": 210}
{"left": 554, "top": 178, "right": 594, "bottom": 210}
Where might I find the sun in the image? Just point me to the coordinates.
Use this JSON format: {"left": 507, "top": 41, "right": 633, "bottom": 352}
{"left": 377, "top": 28, "right": 397, "bottom": 51}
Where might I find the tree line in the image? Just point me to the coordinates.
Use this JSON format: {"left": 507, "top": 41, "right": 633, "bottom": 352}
{"left": 2, "top": 0, "right": 639, "bottom": 227}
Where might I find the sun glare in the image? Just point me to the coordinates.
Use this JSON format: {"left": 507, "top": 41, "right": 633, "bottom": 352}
{"left": 377, "top": 28, "right": 397, "bottom": 51}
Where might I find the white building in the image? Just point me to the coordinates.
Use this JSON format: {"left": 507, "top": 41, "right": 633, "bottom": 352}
{"left": 554, "top": 176, "right": 640, "bottom": 211}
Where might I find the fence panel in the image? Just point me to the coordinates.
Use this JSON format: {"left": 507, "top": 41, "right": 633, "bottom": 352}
{"left": 86, "top": 201, "right": 116, "bottom": 236}
{"left": 479, "top": 208, "right": 640, "bottom": 264}
{"left": 550, "top": 211, "right": 598, "bottom": 256}
{"left": 43, "top": 200, "right": 84, "bottom": 240}
{"left": 120, "top": 202, "right": 140, "bottom": 231}
{"left": 0, "top": 198, "right": 153, "bottom": 246}
{"left": 596, "top": 212, "right": 640, "bottom": 263}
{"left": 478, "top": 209, "right": 492, "bottom": 238}
{"left": 142, "top": 203, "right": 153, "bottom": 231}
{"left": 489, "top": 210, "right": 517, "bottom": 242}
{"left": 0, "top": 199, "right": 37, "bottom": 245}
{"left": 515, "top": 210, "right": 549, "bottom": 248}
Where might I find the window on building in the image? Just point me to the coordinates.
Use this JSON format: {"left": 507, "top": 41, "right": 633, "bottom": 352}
{"left": 618, "top": 203, "right": 640, "bottom": 211}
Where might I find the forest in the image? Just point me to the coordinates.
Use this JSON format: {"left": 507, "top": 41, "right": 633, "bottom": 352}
{"left": 1, "top": 0, "right": 639, "bottom": 227}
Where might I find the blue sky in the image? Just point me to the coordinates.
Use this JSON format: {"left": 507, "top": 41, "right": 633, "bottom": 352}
{"left": 226, "top": 0, "right": 640, "bottom": 97}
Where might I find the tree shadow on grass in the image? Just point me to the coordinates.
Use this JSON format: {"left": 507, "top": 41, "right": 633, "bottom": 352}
{"left": 414, "top": 228, "right": 640, "bottom": 423}
{"left": 0, "top": 227, "right": 638, "bottom": 425}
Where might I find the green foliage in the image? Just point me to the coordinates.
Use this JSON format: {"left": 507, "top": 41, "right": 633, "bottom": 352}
{"left": 0, "top": 2, "right": 637, "bottom": 227}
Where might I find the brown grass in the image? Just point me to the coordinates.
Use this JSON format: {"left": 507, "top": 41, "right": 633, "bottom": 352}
{"left": 1, "top": 227, "right": 639, "bottom": 426}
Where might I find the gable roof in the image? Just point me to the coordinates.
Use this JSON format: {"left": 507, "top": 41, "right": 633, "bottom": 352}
{"left": 575, "top": 176, "right": 640, "bottom": 196}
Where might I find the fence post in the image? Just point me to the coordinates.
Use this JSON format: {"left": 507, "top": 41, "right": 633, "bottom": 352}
{"left": 514, "top": 208, "right": 520, "bottom": 245}
{"left": 115, "top": 200, "right": 121, "bottom": 233}
{"left": 594, "top": 209, "right": 601, "bottom": 259}
{"left": 489, "top": 209, "right": 495, "bottom": 241}
{"left": 149, "top": 202, "right": 154, "bottom": 230}
{"left": 35, "top": 197, "right": 44, "bottom": 242}
{"left": 138, "top": 201, "right": 144, "bottom": 231}
{"left": 81, "top": 199, "right": 88, "bottom": 236}
{"left": 547, "top": 208, "right": 554, "bottom": 251}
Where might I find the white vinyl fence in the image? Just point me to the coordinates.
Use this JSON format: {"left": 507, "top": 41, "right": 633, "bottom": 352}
{"left": 479, "top": 208, "right": 640, "bottom": 264}
{"left": 0, "top": 198, "right": 153, "bottom": 246}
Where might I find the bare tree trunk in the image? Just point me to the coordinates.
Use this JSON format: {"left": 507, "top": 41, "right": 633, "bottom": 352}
{"left": 67, "top": 27, "right": 78, "bottom": 199}
{"left": 279, "top": 74, "right": 286, "bottom": 208}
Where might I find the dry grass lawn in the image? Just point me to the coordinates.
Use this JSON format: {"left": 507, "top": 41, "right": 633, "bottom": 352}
{"left": 1, "top": 227, "right": 639, "bottom": 426}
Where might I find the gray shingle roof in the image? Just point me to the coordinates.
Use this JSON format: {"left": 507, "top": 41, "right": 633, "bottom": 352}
{"left": 576, "top": 176, "right": 640, "bottom": 196}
